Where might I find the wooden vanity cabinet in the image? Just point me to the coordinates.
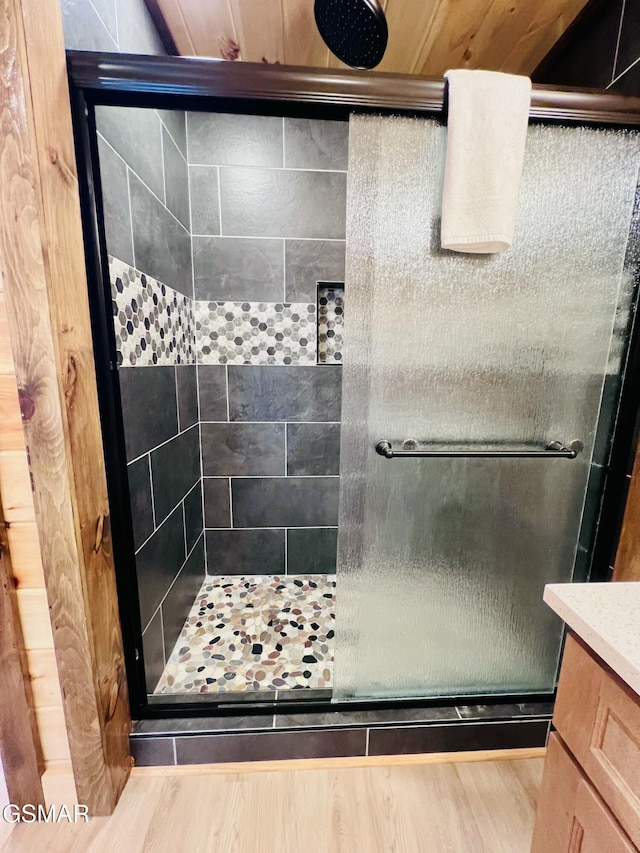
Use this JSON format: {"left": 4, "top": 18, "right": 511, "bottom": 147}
{"left": 531, "top": 633, "right": 640, "bottom": 852}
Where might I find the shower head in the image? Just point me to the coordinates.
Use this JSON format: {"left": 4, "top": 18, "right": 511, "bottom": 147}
{"left": 314, "top": 0, "right": 388, "bottom": 70}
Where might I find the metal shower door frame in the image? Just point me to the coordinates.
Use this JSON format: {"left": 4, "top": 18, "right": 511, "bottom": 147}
{"left": 67, "top": 51, "right": 640, "bottom": 720}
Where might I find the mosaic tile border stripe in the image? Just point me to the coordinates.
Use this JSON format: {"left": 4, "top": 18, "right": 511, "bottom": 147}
{"left": 109, "top": 256, "right": 196, "bottom": 367}
{"left": 318, "top": 283, "right": 344, "bottom": 365}
{"left": 109, "top": 260, "right": 345, "bottom": 368}
{"left": 196, "top": 301, "right": 317, "bottom": 366}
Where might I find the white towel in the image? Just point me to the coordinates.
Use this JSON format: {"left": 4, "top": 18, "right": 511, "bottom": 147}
{"left": 441, "top": 69, "right": 532, "bottom": 254}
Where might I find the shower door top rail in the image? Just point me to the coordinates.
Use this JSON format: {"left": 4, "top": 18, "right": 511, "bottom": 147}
{"left": 375, "top": 439, "right": 584, "bottom": 459}
{"left": 67, "top": 51, "right": 640, "bottom": 129}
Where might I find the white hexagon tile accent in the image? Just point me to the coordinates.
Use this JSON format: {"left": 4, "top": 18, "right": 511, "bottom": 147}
{"left": 109, "top": 256, "right": 196, "bottom": 367}
{"left": 196, "top": 300, "right": 317, "bottom": 365}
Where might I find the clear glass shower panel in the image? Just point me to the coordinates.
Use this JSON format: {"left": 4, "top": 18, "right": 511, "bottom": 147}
{"left": 334, "top": 116, "right": 640, "bottom": 701}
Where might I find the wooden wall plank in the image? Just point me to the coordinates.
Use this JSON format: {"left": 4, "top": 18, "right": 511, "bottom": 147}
{"left": 20, "top": 0, "right": 131, "bottom": 808}
{"left": 0, "top": 293, "right": 13, "bottom": 374}
{"left": 36, "top": 707, "right": 72, "bottom": 763}
{"left": 5, "top": 522, "right": 45, "bottom": 588}
{"left": 0, "top": 451, "right": 35, "bottom": 523}
{"left": 1, "top": 0, "right": 131, "bottom": 815}
{"left": 614, "top": 457, "right": 640, "bottom": 581}
{"left": 26, "top": 649, "right": 64, "bottom": 707}
{"left": 15, "top": 590, "right": 55, "bottom": 650}
{"left": 0, "top": 501, "right": 44, "bottom": 807}
{"left": 0, "top": 375, "right": 25, "bottom": 452}
{"left": 41, "top": 761, "right": 78, "bottom": 808}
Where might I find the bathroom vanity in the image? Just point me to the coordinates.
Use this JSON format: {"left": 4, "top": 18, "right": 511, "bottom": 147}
{"left": 531, "top": 583, "right": 640, "bottom": 852}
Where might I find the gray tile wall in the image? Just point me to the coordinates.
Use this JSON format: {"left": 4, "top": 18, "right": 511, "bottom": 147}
{"left": 200, "top": 365, "right": 342, "bottom": 575}
{"left": 60, "top": 0, "right": 164, "bottom": 55}
{"left": 96, "top": 100, "right": 201, "bottom": 691}
{"left": 97, "top": 108, "right": 192, "bottom": 298}
{"left": 100, "top": 109, "right": 348, "bottom": 691}
{"left": 188, "top": 113, "right": 347, "bottom": 578}
{"left": 536, "top": 1, "right": 640, "bottom": 96}
{"left": 119, "top": 364, "right": 204, "bottom": 693}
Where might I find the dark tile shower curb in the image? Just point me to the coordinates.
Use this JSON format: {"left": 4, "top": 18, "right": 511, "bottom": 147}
{"left": 130, "top": 703, "right": 552, "bottom": 766}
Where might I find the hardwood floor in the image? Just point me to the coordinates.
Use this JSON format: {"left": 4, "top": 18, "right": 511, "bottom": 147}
{"left": 2, "top": 753, "right": 543, "bottom": 852}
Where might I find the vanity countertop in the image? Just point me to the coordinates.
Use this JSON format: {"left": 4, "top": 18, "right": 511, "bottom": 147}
{"left": 544, "top": 582, "right": 640, "bottom": 699}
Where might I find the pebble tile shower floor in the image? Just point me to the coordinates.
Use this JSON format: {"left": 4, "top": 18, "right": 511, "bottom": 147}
{"left": 155, "top": 575, "right": 336, "bottom": 694}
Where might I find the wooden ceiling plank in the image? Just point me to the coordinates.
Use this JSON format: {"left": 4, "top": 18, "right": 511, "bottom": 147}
{"left": 282, "top": 0, "right": 328, "bottom": 68}
{"left": 155, "top": 0, "right": 196, "bottom": 55}
{"left": 411, "top": 0, "right": 492, "bottom": 77}
{"left": 375, "top": 0, "right": 441, "bottom": 75}
{"left": 499, "top": 0, "right": 590, "bottom": 75}
{"left": 176, "top": 0, "right": 240, "bottom": 60}
{"left": 135, "top": 0, "right": 592, "bottom": 83}
{"left": 230, "top": 0, "right": 284, "bottom": 65}
{"left": 416, "top": 0, "right": 590, "bottom": 78}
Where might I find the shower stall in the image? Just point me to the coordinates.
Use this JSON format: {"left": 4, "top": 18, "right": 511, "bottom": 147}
{"left": 69, "top": 54, "right": 640, "bottom": 750}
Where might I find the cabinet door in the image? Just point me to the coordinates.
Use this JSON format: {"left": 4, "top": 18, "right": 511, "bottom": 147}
{"left": 531, "top": 733, "right": 635, "bottom": 853}
{"left": 554, "top": 633, "right": 640, "bottom": 847}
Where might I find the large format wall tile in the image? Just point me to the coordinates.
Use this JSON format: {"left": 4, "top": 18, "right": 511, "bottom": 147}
{"left": 189, "top": 166, "right": 220, "bottom": 235}
{"left": 205, "top": 529, "right": 285, "bottom": 575}
{"left": 161, "top": 535, "right": 206, "bottom": 662}
{"left": 129, "top": 174, "right": 193, "bottom": 298}
{"left": 284, "top": 239, "right": 345, "bottom": 302}
{"left": 187, "top": 113, "right": 283, "bottom": 167}
{"left": 193, "top": 236, "right": 284, "bottom": 302}
{"left": 86, "top": 0, "right": 118, "bottom": 40}
{"left": 115, "top": 0, "right": 166, "bottom": 54}
{"left": 127, "top": 455, "right": 154, "bottom": 550}
{"left": 232, "top": 477, "right": 340, "bottom": 528}
{"left": 614, "top": 0, "right": 639, "bottom": 79}
{"left": 162, "top": 126, "right": 190, "bottom": 229}
{"left": 119, "top": 365, "right": 178, "bottom": 462}
{"left": 219, "top": 168, "right": 347, "bottom": 239}
{"left": 141, "top": 609, "right": 165, "bottom": 693}
{"left": 286, "top": 423, "right": 341, "bottom": 476}
{"left": 228, "top": 366, "right": 342, "bottom": 422}
{"left": 158, "top": 110, "right": 187, "bottom": 157}
{"left": 203, "top": 478, "right": 231, "bottom": 528}
{"left": 97, "top": 136, "right": 134, "bottom": 267}
{"left": 175, "top": 728, "right": 365, "bottom": 764}
{"left": 196, "top": 301, "right": 316, "bottom": 366}
{"left": 136, "top": 504, "right": 186, "bottom": 629}
{"left": 151, "top": 426, "right": 201, "bottom": 524}
{"left": 177, "top": 365, "right": 198, "bottom": 430}
{"left": 537, "top": 0, "right": 622, "bottom": 90}
{"left": 287, "top": 528, "right": 338, "bottom": 574}
{"left": 61, "top": 0, "right": 117, "bottom": 53}
{"left": 109, "top": 257, "right": 195, "bottom": 368}
{"left": 184, "top": 481, "right": 204, "bottom": 554}
{"left": 197, "top": 365, "right": 228, "bottom": 420}
{"left": 96, "top": 106, "right": 164, "bottom": 200}
{"left": 201, "top": 423, "right": 285, "bottom": 476}
{"left": 284, "top": 119, "right": 349, "bottom": 171}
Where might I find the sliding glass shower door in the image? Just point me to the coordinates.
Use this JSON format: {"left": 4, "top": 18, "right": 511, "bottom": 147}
{"left": 334, "top": 116, "right": 640, "bottom": 701}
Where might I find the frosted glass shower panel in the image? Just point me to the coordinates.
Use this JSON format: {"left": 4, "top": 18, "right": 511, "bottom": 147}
{"left": 334, "top": 116, "right": 640, "bottom": 700}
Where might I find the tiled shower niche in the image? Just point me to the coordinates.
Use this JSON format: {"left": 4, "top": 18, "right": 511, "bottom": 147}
{"left": 96, "top": 106, "right": 347, "bottom": 696}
